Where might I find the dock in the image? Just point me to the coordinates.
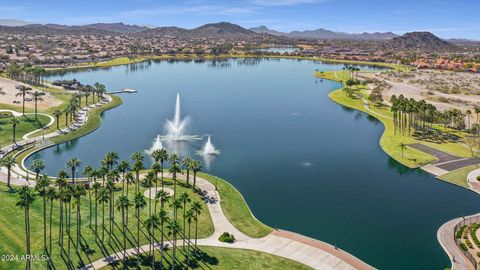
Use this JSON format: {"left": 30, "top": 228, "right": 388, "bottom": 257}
{"left": 108, "top": 88, "right": 138, "bottom": 94}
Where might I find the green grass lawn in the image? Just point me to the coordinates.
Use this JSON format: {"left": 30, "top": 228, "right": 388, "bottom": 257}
{"left": 438, "top": 164, "right": 479, "bottom": 189}
{"left": 198, "top": 173, "right": 273, "bottom": 238}
{"left": 0, "top": 114, "right": 51, "bottom": 147}
{"left": 0, "top": 177, "right": 213, "bottom": 270}
{"left": 100, "top": 246, "right": 312, "bottom": 270}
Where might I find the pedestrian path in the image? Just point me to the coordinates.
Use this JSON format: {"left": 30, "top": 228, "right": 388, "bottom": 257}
{"left": 82, "top": 173, "right": 375, "bottom": 270}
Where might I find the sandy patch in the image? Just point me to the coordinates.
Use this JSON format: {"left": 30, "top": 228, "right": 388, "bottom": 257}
{"left": 0, "top": 77, "right": 62, "bottom": 110}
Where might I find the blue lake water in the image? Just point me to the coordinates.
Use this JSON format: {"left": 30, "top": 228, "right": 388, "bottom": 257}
{"left": 27, "top": 58, "right": 480, "bottom": 269}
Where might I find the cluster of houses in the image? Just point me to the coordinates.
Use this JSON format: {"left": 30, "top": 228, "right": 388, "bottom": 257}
{"left": 413, "top": 58, "right": 480, "bottom": 72}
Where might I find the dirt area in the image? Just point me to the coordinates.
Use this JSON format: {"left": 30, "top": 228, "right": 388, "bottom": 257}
{"left": 0, "top": 77, "right": 62, "bottom": 110}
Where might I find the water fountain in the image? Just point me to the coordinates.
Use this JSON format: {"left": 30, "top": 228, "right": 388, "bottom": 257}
{"left": 160, "top": 93, "right": 200, "bottom": 142}
{"left": 145, "top": 135, "right": 164, "bottom": 154}
{"left": 203, "top": 136, "right": 218, "bottom": 155}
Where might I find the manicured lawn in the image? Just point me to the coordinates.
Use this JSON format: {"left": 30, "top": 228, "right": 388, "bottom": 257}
{"left": 0, "top": 114, "right": 51, "bottom": 147}
{"left": 0, "top": 178, "right": 213, "bottom": 270}
{"left": 438, "top": 165, "right": 478, "bottom": 189}
{"left": 100, "top": 246, "right": 312, "bottom": 270}
{"left": 198, "top": 173, "right": 273, "bottom": 238}
{"left": 316, "top": 69, "right": 473, "bottom": 169}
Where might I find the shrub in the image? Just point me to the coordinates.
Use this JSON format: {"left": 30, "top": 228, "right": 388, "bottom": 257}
{"left": 460, "top": 243, "right": 468, "bottom": 251}
{"left": 456, "top": 225, "right": 467, "bottom": 239}
{"left": 218, "top": 232, "right": 235, "bottom": 243}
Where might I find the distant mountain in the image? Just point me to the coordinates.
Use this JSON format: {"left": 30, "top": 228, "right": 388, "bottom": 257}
{"left": 250, "top": 25, "right": 398, "bottom": 40}
{"left": 0, "top": 19, "right": 33, "bottom": 27}
{"left": 143, "top": 22, "right": 275, "bottom": 42}
{"left": 387, "top": 32, "right": 457, "bottom": 51}
{"left": 82, "top": 23, "right": 149, "bottom": 33}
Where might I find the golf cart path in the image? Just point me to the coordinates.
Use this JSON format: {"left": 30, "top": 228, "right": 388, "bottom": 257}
{"left": 81, "top": 173, "right": 374, "bottom": 270}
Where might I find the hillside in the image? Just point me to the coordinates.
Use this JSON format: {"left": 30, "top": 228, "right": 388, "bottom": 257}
{"left": 386, "top": 31, "right": 457, "bottom": 51}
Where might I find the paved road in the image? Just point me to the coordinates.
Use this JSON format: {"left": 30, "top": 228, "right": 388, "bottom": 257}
{"left": 438, "top": 214, "right": 479, "bottom": 270}
{"left": 409, "top": 143, "right": 460, "bottom": 164}
{"left": 81, "top": 173, "right": 374, "bottom": 270}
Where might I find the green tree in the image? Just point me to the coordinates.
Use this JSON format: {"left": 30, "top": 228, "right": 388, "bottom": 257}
{"left": 144, "top": 214, "right": 160, "bottom": 268}
{"left": 15, "top": 85, "right": 32, "bottom": 115}
{"left": 116, "top": 195, "right": 132, "bottom": 263}
{"left": 11, "top": 117, "right": 20, "bottom": 144}
{"left": 191, "top": 160, "right": 202, "bottom": 191}
{"left": 16, "top": 186, "right": 36, "bottom": 270}
{"left": 35, "top": 174, "right": 50, "bottom": 268}
{"left": 1, "top": 156, "right": 17, "bottom": 188}
{"left": 30, "top": 91, "right": 44, "bottom": 119}
{"left": 134, "top": 193, "right": 147, "bottom": 265}
{"left": 167, "top": 220, "right": 182, "bottom": 270}
{"left": 30, "top": 158, "right": 45, "bottom": 180}
{"left": 66, "top": 157, "right": 81, "bottom": 183}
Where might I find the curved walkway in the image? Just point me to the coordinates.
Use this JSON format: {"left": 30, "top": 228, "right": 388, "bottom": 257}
{"left": 0, "top": 109, "right": 56, "bottom": 140}
{"left": 82, "top": 173, "right": 374, "bottom": 270}
{"left": 438, "top": 213, "right": 480, "bottom": 270}
{"left": 467, "top": 169, "right": 480, "bottom": 194}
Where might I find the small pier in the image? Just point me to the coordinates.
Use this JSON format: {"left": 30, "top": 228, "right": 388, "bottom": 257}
{"left": 108, "top": 88, "right": 138, "bottom": 94}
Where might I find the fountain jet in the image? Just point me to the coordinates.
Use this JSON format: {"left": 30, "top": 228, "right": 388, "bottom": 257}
{"left": 202, "top": 136, "right": 219, "bottom": 155}
{"left": 165, "top": 93, "right": 188, "bottom": 140}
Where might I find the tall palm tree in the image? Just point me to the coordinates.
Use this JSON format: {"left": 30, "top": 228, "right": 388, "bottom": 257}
{"left": 83, "top": 165, "right": 94, "bottom": 226}
{"left": 169, "top": 154, "right": 181, "bottom": 201}
{"left": 30, "top": 91, "right": 44, "bottom": 120}
{"left": 104, "top": 151, "right": 119, "bottom": 171}
{"left": 98, "top": 188, "right": 110, "bottom": 242}
{"left": 184, "top": 209, "right": 195, "bottom": 266}
{"left": 182, "top": 157, "right": 192, "bottom": 185}
{"left": 16, "top": 186, "right": 35, "bottom": 270}
{"left": 53, "top": 109, "right": 62, "bottom": 130}
{"left": 63, "top": 105, "right": 70, "bottom": 128}
{"left": 73, "top": 183, "right": 86, "bottom": 251}
{"left": 179, "top": 192, "right": 191, "bottom": 247}
{"left": 46, "top": 186, "right": 57, "bottom": 257}
{"left": 15, "top": 85, "right": 32, "bottom": 115}
{"left": 1, "top": 156, "right": 17, "bottom": 188}
{"left": 170, "top": 198, "right": 182, "bottom": 225}
{"left": 66, "top": 157, "right": 81, "bottom": 183}
{"left": 105, "top": 179, "right": 116, "bottom": 243}
{"left": 35, "top": 174, "right": 50, "bottom": 268}
{"left": 117, "top": 160, "right": 130, "bottom": 195}
{"left": 190, "top": 160, "right": 202, "bottom": 191}
{"left": 64, "top": 185, "right": 74, "bottom": 258}
{"left": 167, "top": 220, "right": 182, "bottom": 270}
{"left": 30, "top": 158, "right": 45, "bottom": 180}
{"left": 144, "top": 214, "right": 160, "bottom": 268}
{"left": 145, "top": 171, "right": 155, "bottom": 217}
{"left": 11, "top": 117, "right": 20, "bottom": 145}
{"left": 157, "top": 149, "right": 168, "bottom": 191}
{"left": 131, "top": 152, "right": 144, "bottom": 193}
{"left": 116, "top": 195, "right": 131, "bottom": 262}
{"left": 92, "top": 181, "right": 101, "bottom": 234}
{"left": 124, "top": 171, "right": 134, "bottom": 226}
{"left": 191, "top": 201, "right": 203, "bottom": 248}
{"left": 134, "top": 193, "right": 146, "bottom": 265}
{"left": 158, "top": 208, "right": 169, "bottom": 266}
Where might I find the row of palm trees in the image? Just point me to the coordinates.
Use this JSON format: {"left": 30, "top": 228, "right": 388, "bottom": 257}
{"left": 391, "top": 94, "right": 468, "bottom": 136}
{"left": 6, "top": 63, "right": 47, "bottom": 86}
{"left": 14, "top": 148, "right": 205, "bottom": 269}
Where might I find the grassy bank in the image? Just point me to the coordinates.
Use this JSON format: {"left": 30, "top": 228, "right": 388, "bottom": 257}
{"left": 0, "top": 178, "right": 214, "bottom": 270}
{"left": 100, "top": 246, "right": 312, "bottom": 270}
{"left": 198, "top": 173, "right": 273, "bottom": 238}
{"left": 47, "top": 54, "right": 412, "bottom": 72}
{"left": 0, "top": 114, "right": 51, "bottom": 147}
{"left": 438, "top": 165, "right": 478, "bottom": 189}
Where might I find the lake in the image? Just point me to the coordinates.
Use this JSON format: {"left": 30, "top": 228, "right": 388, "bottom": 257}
{"left": 27, "top": 58, "right": 480, "bottom": 269}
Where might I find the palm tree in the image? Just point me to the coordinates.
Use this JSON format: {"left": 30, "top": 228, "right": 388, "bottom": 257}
{"left": 144, "top": 214, "right": 160, "bottom": 268}
{"left": 400, "top": 142, "right": 407, "bottom": 158}
{"left": 30, "top": 91, "right": 44, "bottom": 120}
{"left": 83, "top": 165, "right": 94, "bottom": 226}
{"left": 63, "top": 105, "right": 70, "bottom": 128}
{"left": 30, "top": 158, "right": 45, "bottom": 180}
{"left": 467, "top": 109, "right": 472, "bottom": 130}
{"left": 73, "top": 183, "right": 86, "bottom": 251}
{"left": 11, "top": 117, "right": 20, "bottom": 145}
{"left": 167, "top": 220, "right": 182, "bottom": 270}
{"left": 15, "top": 85, "right": 32, "bottom": 115}
{"left": 156, "top": 149, "right": 168, "bottom": 190}
{"left": 131, "top": 152, "right": 144, "bottom": 193}
{"left": 191, "top": 201, "right": 203, "bottom": 248}
{"left": 117, "top": 160, "right": 130, "bottom": 195}
{"left": 104, "top": 151, "right": 119, "bottom": 171}
{"left": 1, "top": 156, "right": 17, "bottom": 188}
{"left": 35, "top": 175, "right": 50, "bottom": 268}
{"left": 145, "top": 171, "right": 155, "bottom": 217}
{"left": 46, "top": 186, "right": 57, "bottom": 256}
{"left": 184, "top": 209, "right": 195, "bottom": 266}
{"left": 98, "top": 188, "right": 110, "bottom": 242}
{"left": 116, "top": 195, "right": 132, "bottom": 262}
{"left": 66, "top": 157, "right": 81, "bottom": 183}
{"left": 92, "top": 181, "right": 101, "bottom": 234}
{"left": 158, "top": 208, "right": 169, "bottom": 266}
{"left": 134, "top": 193, "right": 147, "bottom": 265}
{"left": 64, "top": 185, "right": 74, "bottom": 257}
{"left": 16, "top": 186, "right": 35, "bottom": 270}
{"left": 179, "top": 192, "right": 191, "bottom": 247}
{"left": 169, "top": 154, "right": 181, "bottom": 201}
{"left": 124, "top": 171, "right": 134, "bottom": 225}
{"left": 182, "top": 157, "right": 192, "bottom": 185}
{"left": 170, "top": 198, "right": 182, "bottom": 225}
{"left": 105, "top": 179, "right": 116, "bottom": 243}
{"left": 191, "top": 160, "right": 202, "bottom": 191}
{"left": 53, "top": 109, "right": 62, "bottom": 130}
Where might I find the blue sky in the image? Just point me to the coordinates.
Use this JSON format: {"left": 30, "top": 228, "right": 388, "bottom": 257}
{"left": 2, "top": 0, "right": 480, "bottom": 39}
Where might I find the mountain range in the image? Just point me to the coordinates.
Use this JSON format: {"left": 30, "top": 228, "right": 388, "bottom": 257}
{"left": 250, "top": 25, "right": 398, "bottom": 40}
